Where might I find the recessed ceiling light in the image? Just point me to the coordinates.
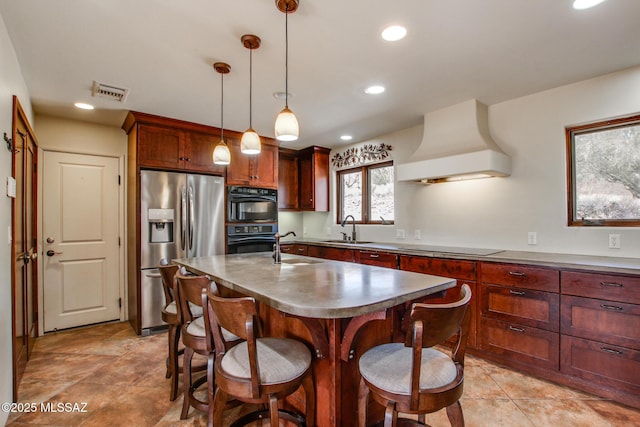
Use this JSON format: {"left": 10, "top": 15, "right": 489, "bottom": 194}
{"left": 273, "top": 91, "right": 292, "bottom": 100}
{"left": 364, "top": 85, "right": 385, "bottom": 95}
{"left": 572, "top": 0, "right": 607, "bottom": 10}
{"left": 74, "top": 102, "right": 94, "bottom": 110}
{"left": 340, "top": 135, "right": 353, "bottom": 141}
{"left": 381, "top": 25, "right": 407, "bottom": 41}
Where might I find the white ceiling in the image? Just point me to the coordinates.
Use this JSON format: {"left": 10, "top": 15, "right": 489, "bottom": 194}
{"left": 1, "top": 0, "right": 639, "bottom": 149}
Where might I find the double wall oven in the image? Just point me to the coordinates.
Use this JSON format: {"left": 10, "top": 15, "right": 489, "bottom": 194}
{"left": 226, "top": 186, "right": 278, "bottom": 254}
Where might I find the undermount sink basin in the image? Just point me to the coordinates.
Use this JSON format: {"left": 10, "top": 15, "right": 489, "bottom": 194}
{"left": 322, "top": 240, "right": 373, "bottom": 245}
{"left": 281, "top": 258, "right": 323, "bottom": 266}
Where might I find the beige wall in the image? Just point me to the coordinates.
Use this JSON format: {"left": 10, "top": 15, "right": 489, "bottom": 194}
{"left": 303, "top": 66, "right": 640, "bottom": 258}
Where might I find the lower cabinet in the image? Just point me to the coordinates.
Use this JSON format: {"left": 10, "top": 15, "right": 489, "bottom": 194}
{"left": 307, "top": 245, "right": 354, "bottom": 262}
{"left": 355, "top": 250, "right": 398, "bottom": 268}
{"left": 280, "top": 243, "right": 308, "bottom": 256}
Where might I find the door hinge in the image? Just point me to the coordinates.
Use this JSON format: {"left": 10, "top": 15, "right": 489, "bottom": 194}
{"left": 118, "top": 237, "right": 121, "bottom": 247}
{"left": 118, "top": 175, "right": 121, "bottom": 185}
{"left": 118, "top": 297, "right": 122, "bottom": 309}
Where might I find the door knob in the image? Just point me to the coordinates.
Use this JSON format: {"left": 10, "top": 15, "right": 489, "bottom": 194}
{"left": 46, "top": 237, "right": 55, "bottom": 244}
{"left": 46, "top": 250, "right": 63, "bottom": 256}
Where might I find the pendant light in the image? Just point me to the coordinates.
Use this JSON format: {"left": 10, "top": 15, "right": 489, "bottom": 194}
{"left": 274, "top": 0, "right": 299, "bottom": 142}
{"left": 240, "top": 34, "right": 262, "bottom": 155}
{"left": 213, "top": 62, "right": 231, "bottom": 165}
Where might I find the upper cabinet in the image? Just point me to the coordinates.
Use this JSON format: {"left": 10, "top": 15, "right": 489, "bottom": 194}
{"left": 226, "top": 138, "right": 279, "bottom": 189}
{"left": 279, "top": 145, "right": 330, "bottom": 212}
{"left": 123, "top": 111, "right": 225, "bottom": 175}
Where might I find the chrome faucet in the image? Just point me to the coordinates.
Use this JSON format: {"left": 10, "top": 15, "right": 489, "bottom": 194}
{"left": 341, "top": 215, "right": 357, "bottom": 242}
{"left": 273, "top": 231, "right": 296, "bottom": 264}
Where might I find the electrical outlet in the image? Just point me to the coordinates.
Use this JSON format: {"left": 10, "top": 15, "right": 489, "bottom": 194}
{"left": 527, "top": 232, "right": 537, "bottom": 245}
{"left": 396, "top": 229, "right": 405, "bottom": 239}
{"left": 609, "top": 234, "right": 621, "bottom": 249}
{"left": 414, "top": 229, "right": 421, "bottom": 240}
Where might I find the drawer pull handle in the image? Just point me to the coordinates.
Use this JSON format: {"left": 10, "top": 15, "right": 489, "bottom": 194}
{"left": 297, "top": 248, "right": 305, "bottom": 252}
{"left": 600, "top": 347, "right": 623, "bottom": 355}
{"left": 508, "top": 326, "right": 525, "bottom": 333}
{"left": 509, "top": 290, "right": 526, "bottom": 296}
{"left": 508, "top": 271, "right": 526, "bottom": 277}
{"left": 600, "top": 304, "right": 623, "bottom": 311}
{"left": 369, "top": 254, "right": 380, "bottom": 258}
{"left": 600, "top": 282, "right": 623, "bottom": 288}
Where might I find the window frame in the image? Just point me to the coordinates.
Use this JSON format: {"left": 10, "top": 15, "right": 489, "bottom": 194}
{"left": 566, "top": 113, "right": 640, "bottom": 227}
{"left": 336, "top": 161, "right": 394, "bottom": 225}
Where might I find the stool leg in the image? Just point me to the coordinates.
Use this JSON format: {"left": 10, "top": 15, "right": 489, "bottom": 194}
{"left": 207, "top": 352, "right": 215, "bottom": 427}
{"left": 212, "top": 387, "right": 228, "bottom": 427}
{"left": 268, "top": 394, "right": 279, "bottom": 427}
{"left": 181, "top": 346, "right": 194, "bottom": 419}
{"left": 169, "top": 324, "right": 181, "bottom": 401}
{"left": 357, "top": 378, "right": 369, "bottom": 427}
{"left": 445, "top": 401, "right": 464, "bottom": 427}
{"left": 302, "top": 373, "right": 315, "bottom": 427}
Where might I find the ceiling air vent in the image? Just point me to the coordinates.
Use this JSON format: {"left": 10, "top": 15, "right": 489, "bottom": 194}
{"left": 92, "top": 81, "right": 129, "bottom": 103}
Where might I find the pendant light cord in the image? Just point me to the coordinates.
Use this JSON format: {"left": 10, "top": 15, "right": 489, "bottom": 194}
{"left": 249, "top": 48, "right": 253, "bottom": 128}
{"left": 220, "top": 72, "right": 224, "bottom": 140}
{"left": 285, "top": 3, "right": 289, "bottom": 109}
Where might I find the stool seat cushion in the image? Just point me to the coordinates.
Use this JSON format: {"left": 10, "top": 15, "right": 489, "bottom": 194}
{"left": 359, "top": 343, "right": 456, "bottom": 394}
{"left": 221, "top": 337, "right": 311, "bottom": 385}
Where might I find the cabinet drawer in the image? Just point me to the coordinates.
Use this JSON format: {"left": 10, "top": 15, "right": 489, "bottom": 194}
{"left": 481, "top": 262, "right": 559, "bottom": 292}
{"left": 307, "top": 245, "right": 354, "bottom": 262}
{"left": 399, "top": 256, "right": 476, "bottom": 281}
{"left": 561, "top": 271, "right": 640, "bottom": 304}
{"left": 561, "top": 295, "right": 640, "bottom": 350}
{"left": 481, "top": 284, "right": 559, "bottom": 332}
{"left": 561, "top": 335, "right": 640, "bottom": 396}
{"left": 356, "top": 250, "right": 398, "bottom": 268}
{"left": 479, "top": 317, "right": 559, "bottom": 370}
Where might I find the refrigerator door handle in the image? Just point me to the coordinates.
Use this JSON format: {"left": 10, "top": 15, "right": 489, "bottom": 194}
{"left": 180, "top": 187, "right": 187, "bottom": 250}
{"left": 188, "top": 185, "right": 195, "bottom": 251}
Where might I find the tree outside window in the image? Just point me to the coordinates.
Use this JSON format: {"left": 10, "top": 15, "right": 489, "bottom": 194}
{"left": 338, "top": 162, "right": 394, "bottom": 224}
{"left": 566, "top": 114, "right": 640, "bottom": 226}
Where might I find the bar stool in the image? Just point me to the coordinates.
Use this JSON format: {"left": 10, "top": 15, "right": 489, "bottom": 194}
{"left": 357, "top": 284, "right": 472, "bottom": 427}
{"left": 205, "top": 286, "right": 316, "bottom": 427}
{"left": 157, "top": 259, "right": 181, "bottom": 401}
{"left": 175, "top": 270, "right": 214, "bottom": 421}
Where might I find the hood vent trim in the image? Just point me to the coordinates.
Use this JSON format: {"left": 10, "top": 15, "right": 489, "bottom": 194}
{"left": 396, "top": 99, "right": 511, "bottom": 183}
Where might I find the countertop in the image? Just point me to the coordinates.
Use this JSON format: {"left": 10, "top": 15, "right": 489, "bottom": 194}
{"left": 281, "top": 238, "right": 640, "bottom": 275}
{"left": 173, "top": 252, "right": 456, "bottom": 319}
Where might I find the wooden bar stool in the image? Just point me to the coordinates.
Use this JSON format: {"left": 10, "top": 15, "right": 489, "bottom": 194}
{"left": 157, "top": 259, "right": 181, "bottom": 401}
{"left": 204, "top": 286, "right": 316, "bottom": 427}
{"left": 357, "top": 284, "right": 472, "bottom": 427}
{"left": 175, "top": 271, "right": 214, "bottom": 421}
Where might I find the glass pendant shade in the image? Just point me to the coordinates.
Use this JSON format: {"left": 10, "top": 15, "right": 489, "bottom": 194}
{"left": 275, "top": 106, "right": 299, "bottom": 141}
{"left": 241, "top": 128, "right": 261, "bottom": 154}
{"left": 213, "top": 139, "right": 231, "bottom": 165}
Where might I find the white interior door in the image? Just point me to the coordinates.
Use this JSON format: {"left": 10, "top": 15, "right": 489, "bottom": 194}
{"left": 43, "top": 151, "right": 121, "bottom": 331}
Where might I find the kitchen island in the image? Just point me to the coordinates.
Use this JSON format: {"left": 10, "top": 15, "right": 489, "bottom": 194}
{"left": 174, "top": 252, "right": 456, "bottom": 427}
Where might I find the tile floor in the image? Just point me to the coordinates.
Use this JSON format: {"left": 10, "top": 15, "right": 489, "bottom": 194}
{"left": 5, "top": 321, "right": 640, "bottom": 427}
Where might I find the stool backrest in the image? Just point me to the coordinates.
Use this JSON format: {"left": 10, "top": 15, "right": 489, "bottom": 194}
{"left": 175, "top": 272, "right": 210, "bottom": 324}
{"left": 157, "top": 261, "right": 178, "bottom": 305}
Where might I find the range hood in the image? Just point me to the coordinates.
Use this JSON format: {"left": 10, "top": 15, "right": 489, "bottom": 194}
{"left": 396, "top": 99, "right": 511, "bottom": 183}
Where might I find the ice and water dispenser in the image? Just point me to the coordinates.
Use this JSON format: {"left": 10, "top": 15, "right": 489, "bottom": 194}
{"left": 148, "top": 208, "right": 174, "bottom": 243}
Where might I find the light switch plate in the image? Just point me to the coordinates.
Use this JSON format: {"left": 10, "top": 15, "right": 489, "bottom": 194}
{"left": 396, "top": 229, "right": 405, "bottom": 239}
{"left": 6, "top": 176, "right": 16, "bottom": 198}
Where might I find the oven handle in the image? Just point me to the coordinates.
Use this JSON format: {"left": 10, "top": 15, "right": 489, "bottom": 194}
{"left": 229, "top": 194, "right": 277, "bottom": 203}
{"left": 228, "top": 235, "right": 277, "bottom": 244}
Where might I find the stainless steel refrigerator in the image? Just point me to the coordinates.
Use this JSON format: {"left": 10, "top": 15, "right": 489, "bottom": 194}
{"left": 139, "top": 170, "right": 225, "bottom": 333}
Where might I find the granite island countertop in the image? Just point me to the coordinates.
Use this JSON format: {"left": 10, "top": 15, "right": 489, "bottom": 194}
{"left": 281, "top": 238, "right": 640, "bottom": 275}
{"left": 173, "top": 252, "right": 456, "bottom": 319}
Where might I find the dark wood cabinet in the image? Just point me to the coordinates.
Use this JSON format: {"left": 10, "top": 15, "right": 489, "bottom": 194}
{"left": 355, "top": 250, "right": 398, "bottom": 268}
{"left": 281, "top": 243, "right": 308, "bottom": 256}
{"left": 399, "top": 255, "right": 478, "bottom": 348}
{"left": 132, "top": 118, "right": 226, "bottom": 175}
{"left": 278, "top": 148, "right": 299, "bottom": 210}
{"left": 307, "top": 245, "right": 354, "bottom": 262}
{"left": 278, "top": 146, "right": 330, "bottom": 211}
{"left": 226, "top": 139, "right": 279, "bottom": 189}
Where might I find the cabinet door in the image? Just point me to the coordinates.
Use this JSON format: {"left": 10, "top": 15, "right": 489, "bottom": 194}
{"left": 278, "top": 150, "right": 299, "bottom": 210}
{"left": 480, "top": 317, "right": 559, "bottom": 370}
{"left": 481, "top": 284, "right": 559, "bottom": 332}
{"left": 299, "top": 153, "right": 314, "bottom": 210}
{"left": 138, "top": 124, "right": 185, "bottom": 169}
{"left": 254, "top": 144, "right": 278, "bottom": 189}
{"left": 226, "top": 138, "right": 252, "bottom": 186}
{"left": 184, "top": 131, "right": 225, "bottom": 175}
{"left": 299, "top": 147, "right": 329, "bottom": 211}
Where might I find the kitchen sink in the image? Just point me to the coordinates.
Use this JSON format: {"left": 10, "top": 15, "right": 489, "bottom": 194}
{"left": 322, "top": 240, "right": 373, "bottom": 245}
